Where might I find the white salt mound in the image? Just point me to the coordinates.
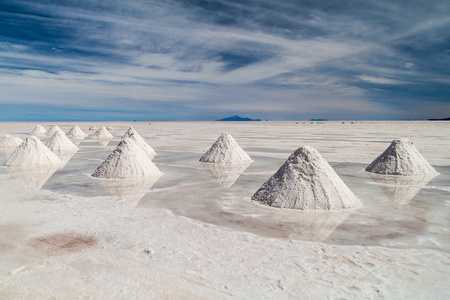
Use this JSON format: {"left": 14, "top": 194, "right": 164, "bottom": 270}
{"left": 199, "top": 133, "right": 252, "bottom": 163}
{"left": 252, "top": 146, "right": 361, "bottom": 210}
{"left": 45, "top": 125, "right": 66, "bottom": 137}
{"left": 89, "top": 125, "right": 98, "bottom": 131}
{"left": 366, "top": 139, "right": 437, "bottom": 176}
{"left": 122, "top": 127, "right": 156, "bottom": 159}
{"left": 66, "top": 125, "right": 88, "bottom": 139}
{"left": 92, "top": 138, "right": 161, "bottom": 179}
{"left": 92, "top": 126, "right": 114, "bottom": 140}
{"left": 4, "top": 136, "right": 61, "bottom": 167}
{"left": 0, "top": 135, "right": 23, "bottom": 148}
{"left": 45, "top": 131, "right": 79, "bottom": 154}
{"left": 30, "top": 125, "right": 47, "bottom": 136}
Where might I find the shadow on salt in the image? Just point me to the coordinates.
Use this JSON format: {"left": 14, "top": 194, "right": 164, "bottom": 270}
{"left": 369, "top": 173, "right": 437, "bottom": 204}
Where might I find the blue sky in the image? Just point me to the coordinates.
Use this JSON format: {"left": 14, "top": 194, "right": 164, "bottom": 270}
{"left": 0, "top": 0, "right": 449, "bottom": 121}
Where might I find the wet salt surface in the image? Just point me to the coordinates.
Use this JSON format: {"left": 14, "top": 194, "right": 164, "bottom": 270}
{"left": 1, "top": 138, "right": 448, "bottom": 253}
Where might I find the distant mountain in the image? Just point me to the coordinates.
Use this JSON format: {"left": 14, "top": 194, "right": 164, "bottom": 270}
{"left": 428, "top": 117, "right": 450, "bottom": 121}
{"left": 216, "top": 115, "right": 261, "bottom": 121}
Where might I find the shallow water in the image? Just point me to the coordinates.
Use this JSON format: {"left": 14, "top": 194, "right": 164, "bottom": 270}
{"left": 1, "top": 136, "right": 448, "bottom": 252}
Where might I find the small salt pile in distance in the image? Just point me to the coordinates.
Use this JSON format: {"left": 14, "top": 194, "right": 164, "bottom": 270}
{"left": 0, "top": 135, "right": 23, "bottom": 155}
{"left": 92, "top": 126, "right": 114, "bottom": 140}
{"left": 252, "top": 146, "right": 361, "bottom": 210}
{"left": 106, "top": 127, "right": 114, "bottom": 131}
{"left": 366, "top": 139, "right": 437, "bottom": 176}
{"left": 122, "top": 127, "right": 156, "bottom": 159}
{"left": 66, "top": 125, "right": 88, "bottom": 139}
{"left": 92, "top": 138, "right": 161, "bottom": 179}
{"left": 199, "top": 133, "right": 252, "bottom": 163}
{"left": 46, "top": 131, "right": 79, "bottom": 154}
{"left": 4, "top": 136, "right": 61, "bottom": 167}
{"left": 44, "top": 125, "right": 66, "bottom": 138}
{"left": 30, "top": 125, "right": 47, "bottom": 136}
{"left": 89, "top": 125, "right": 98, "bottom": 131}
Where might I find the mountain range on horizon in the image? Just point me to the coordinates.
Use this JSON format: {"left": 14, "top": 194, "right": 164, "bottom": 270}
{"left": 216, "top": 115, "right": 261, "bottom": 122}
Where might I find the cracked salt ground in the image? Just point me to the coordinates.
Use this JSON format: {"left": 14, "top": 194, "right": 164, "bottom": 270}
{"left": 0, "top": 121, "right": 449, "bottom": 299}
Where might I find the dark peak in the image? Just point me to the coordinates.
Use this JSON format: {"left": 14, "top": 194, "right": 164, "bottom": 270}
{"left": 216, "top": 115, "right": 261, "bottom": 122}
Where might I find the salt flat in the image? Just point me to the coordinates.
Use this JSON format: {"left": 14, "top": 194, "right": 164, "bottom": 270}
{"left": 0, "top": 121, "right": 449, "bottom": 299}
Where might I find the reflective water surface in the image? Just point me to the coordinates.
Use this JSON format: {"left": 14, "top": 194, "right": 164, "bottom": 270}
{"left": 0, "top": 138, "right": 449, "bottom": 252}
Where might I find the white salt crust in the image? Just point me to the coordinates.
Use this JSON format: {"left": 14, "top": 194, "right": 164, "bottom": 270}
{"left": 252, "top": 146, "right": 361, "bottom": 210}
{"left": 199, "top": 133, "right": 252, "bottom": 163}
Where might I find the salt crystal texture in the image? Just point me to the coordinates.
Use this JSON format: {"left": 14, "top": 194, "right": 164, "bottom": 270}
{"left": 122, "top": 127, "right": 156, "bottom": 159}
{"left": 30, "top": 125, "right": 47, "bottom": 136}
{"left": 92, "top": 126, "right": 114, "bottom": 140}
{"left": 66, "top": 125, "right": 88, "bottom": 139}
{"left": 4, "top": 136, "right": 61, "bottom": 167}
{"left": 92, "top": 138, "right": 161, "bottom": 179}
{"left": 199, "top": 133, "right": 252, "bottom": 163}
{"left": 252, "top": 146, "right": 360, "bottom": 210}
{"left": 45, "top": 131, "right": 79, "bottom": 154}
{"left": 45, "top": 125, "right": 66, "bottom": 137}
{"left": 366, "top": 139, "right": 437, "bottom": 176}
{"left": 89, "top": 125, "right": 98, "bottom": 131}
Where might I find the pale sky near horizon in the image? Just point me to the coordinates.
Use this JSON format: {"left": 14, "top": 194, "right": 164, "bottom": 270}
{"left": 0, "top": 0, "right": 449, "bottom": 121}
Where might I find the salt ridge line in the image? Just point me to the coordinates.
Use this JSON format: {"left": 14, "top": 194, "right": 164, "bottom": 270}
{"left": 45, "top": 131, "right": 79, "bottom": 154}
{"left": 92, "top": 137, "right": 161, "bottom": 179}
{"left": 199, "top": 133, "right": 252, "bottom": 163}
{"left": 252, "top": 146, "right": 361, "bottom": 210}
{"left": 366, "top": 139, "right": 437, "bottom": 176}
{"left": 122, "top": 127, "right": 156, "bottom": 159}
{"left": 4, "top": 136, "right": 61, "bottom": 167}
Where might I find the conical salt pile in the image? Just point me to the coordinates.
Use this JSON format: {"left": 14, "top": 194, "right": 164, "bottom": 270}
{"left": 252, "top": 146, "right": 360, "bottom": 210}
{"left": 199, "top": 133, "right": 252, "bottom": 163}
{"left": 66, "top": 125, "right": 88, "bottom": 139}
{"left": 366, "top": 139, "right": 437, "bottom": 176}
{"left": 0, "top": 135, "right": 23, "bottom": 148}
{"left": 45, "top": 125, "right": 66, "bottom": 137}
{"left": 92, "top": 138, "right": 161, "bottom": 179}
{"left": 4, "top": 136, "right": 61, "bottom": 167}
{"left": 89, "top": 125, "right": 98, "bottom": 131}
{"left": 92, "top": 126, "right": 114, "bottom": 140}
{"left": 45, "top": 131, "right": 79, "bottom": 154}
{"left": 0, "top": 135, "right": 23, "bottom": 156}
{"left": 30, "top": 125, "right": 47, "bottom": 136}
{"left": 122, "top": 127, "right": 156, "bottom": 159}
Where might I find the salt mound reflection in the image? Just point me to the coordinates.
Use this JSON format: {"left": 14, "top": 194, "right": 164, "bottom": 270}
{"left": 5, "top": 165, "right": 59, "bottom": 189}
{"left": 370, "top": 173, "right": 437, "bottom": 204}
{"left": 201, "top": 162, "right": 251, "bottom": 188}
{"left": 93, "top": 175, "right": 162, "bottom": 202}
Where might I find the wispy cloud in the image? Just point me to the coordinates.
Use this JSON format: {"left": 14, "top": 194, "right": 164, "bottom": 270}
{"left": 0, "top": 0, "right": 449, "bottom": 120}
